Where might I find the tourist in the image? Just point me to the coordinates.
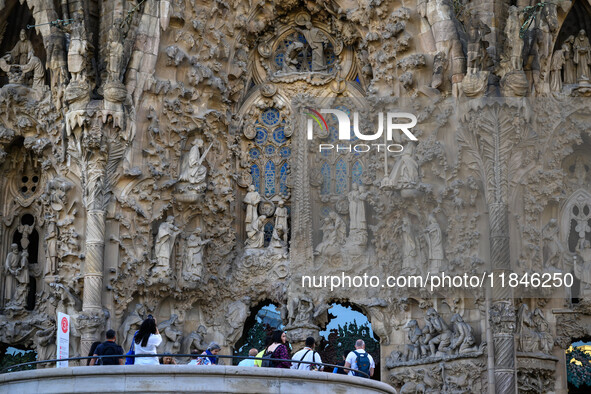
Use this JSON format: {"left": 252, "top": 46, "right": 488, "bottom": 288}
{"left": 133, "top": 316, "right": 162, "bottom": 365}
{"left": 263, "top": 330, "right": 291, "bottom": 368}
{"left": 291, "top": 337, "right": 322, "bottom": 371}
{"left": 254, "top": 337, "right": 273, "bottom": 367}
{"left": 238, "top": 348, "right": 259, "bottom": 367}
{"left": 89, "top": 330, "right": 124, "bottom": 365}
{"left": 332, "top": 354, "right": 348, "bottom": 375}
{"left": 187, "top": 349, "right": 200, "bottom": 365}
{"left": 195, "top": 342, "right": 221, "bottom": 365}
{"left": 87, "top": 341, "right": 101, "bottom": 366}
{"left": 161, "top": 355, "right": 177, "bottom": 365}
{"left": 344, "top": 339, "right": 375, "bottom": 378}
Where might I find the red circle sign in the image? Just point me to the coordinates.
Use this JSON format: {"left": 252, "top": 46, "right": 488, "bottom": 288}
{"left": 61, "top": 317, "right": 68, "bottom": 333}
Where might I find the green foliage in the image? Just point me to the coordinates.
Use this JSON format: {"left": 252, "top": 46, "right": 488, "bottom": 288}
{"left": 0, "top": 350, "right": 37, "bottom": 373}
{"left": 567, "top": 347, "right": 591, "bottom": 389}
{"left": 319, "top": 319, "right": 379, "bottom": 366}
{"left": 233, "top": 321, "right": 274, "bottom": 365}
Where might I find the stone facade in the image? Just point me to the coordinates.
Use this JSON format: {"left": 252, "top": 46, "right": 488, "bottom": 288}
{"left": 0, "top": 0, "right": 591, "bottom": 392}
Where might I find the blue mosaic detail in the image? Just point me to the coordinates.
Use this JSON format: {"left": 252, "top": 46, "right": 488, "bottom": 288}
{"left": 352, "top": 161, "right": 363, "bottom": 186}
{"left": 321, "top": 162, "right": 331, "bottom": 195}
{"left": 249, "top": 148, "right": 261, "bottom": 159}
{"left": 273, "top": 127, "right": 287, "bottom": 144}
{"left": 251, "top": 164, "right": 260, "bottom": 192}
{"left": 264, "top": 221, "right": 274, "bottom": 247}
{"left": 279, "top": 146, "right": 291, "bottom": 158}
{"left": 280, "top": 162, "right": 289, "bottom": 196}
{"left": 264, "top": 145, "right": 276, "bottom": 155}
{"left": 321, "top": 206, "right": 331, "bottom": 217}
{"left": 255, "top": 127, "right": 268, "bottom": 145}
{"left": 262, "top": 108, "right": 280, "bottom": 127}
{"left": 335, "top": 158, "right": 347, "bottom": 195}
{"left": 264, "top": 161, "right": 276, "bottom": 196}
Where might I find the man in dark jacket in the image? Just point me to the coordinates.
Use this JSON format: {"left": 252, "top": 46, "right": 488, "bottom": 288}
{"left": 90, "top": 329, "right": 124, "bottom": 365}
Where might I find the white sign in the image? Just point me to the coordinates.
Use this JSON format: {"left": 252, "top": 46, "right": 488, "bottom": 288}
{"left": 56, "top": 312, "right": 70, "bottom": 368}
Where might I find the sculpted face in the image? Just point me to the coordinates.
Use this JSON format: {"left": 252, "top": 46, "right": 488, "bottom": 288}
{"left": 20, "top": 29, "right": 26, "bottom": 41}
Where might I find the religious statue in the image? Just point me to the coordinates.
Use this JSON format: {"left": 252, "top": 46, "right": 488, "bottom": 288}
{"left": 244, "top": 185, "right": 261, "bottom": 233}
{"left": 0, "top": 54, "right": 22, "bottom": 84}
{"left": 11, "top": 29, "right": 34, "bottom": 65}
{"left": 516, "top": 303, "right": 549, "bottom": 353}
{"left": 274, "top": 200, "right": 288, "bottom": 243}
{"left": 403, "top": 319, "right": 428, "bottom": 361}
{"left": 314, "top": 212, "right": 346, "bottom": 256}
{"left": 574, "top": 239, "right": 591, "bottom": 291}
{"left": 181, "top": 325, "right": 208, "bottom": 354}
{"left": 268, "top": 224, "right": 287, "bottom": 251}
{"left": 562, "top": 36, "right": 577, "bottom": 84}
{"left": 179, "top": 139, "right": 211, "bottom": 190}
{"left": 400, "top": 217, "right": 420, "bottom": 275}
{"left": 18, "top": 221, "right": 34, "bottom": 249}
{"left": 424, "top": 214, "right": 444, "bottom": 273}
{"left": 550, "top": 49, "right": 565, "bottom": 92}
{"left": 184, "top": 229, "right": 211, "bottom": 281}
{"left": 423, "top": 307, "right": 453, "bottom": 356}
{"left": 118, "top": 303, "right": 144, "bottom": 352}
{"left": 158, "top": 314, "right": 184, "bottom": 354}
{"left": 382, "top": 142, "right": 419, "bottom": 190}
{"left": 541, "top": 219, "right": 565, "bottom": 269}
{"left": 67, "top": 13, "right": 90, "bottom": 83}
{"left": 33, "top": 326, "right": 56, "bottom": 364}
{"left": 11, "top": 250, "right": 30, "bottom": 307}
{"left": 4, "top": 244, "right": 20, "bottom": 304}
{"left": 532, "top": 308, "right": 553, "bottom": 354}
{"left": 347, "top": 183, "right": 368, "bottom": 245}
{"left": 449, "top": 314, "right": 479, "bottom": 354}
{"left": 107, "top": 21, "right": 124, "bottom": 83}
{"left": 505, "top": 6, "right": 524, "bottom": 71}
{"left": 21, "top": 52, "right": 45, "bottom": 91}
{"left": 296, "top": 22, "right": 328, "bottom": 72}
{"left": 573, "top": 30, "right": 591, "bottom": 82}
{"left": 282, "top": 41, "right": 304, "bottom": 73}
{"left": 45, "top": 217, "right": 58, "bottom": 275}
{"left": 245, "top": 215, "right": 266, "bottom": 249}
{"left": 226, "top": 298, "right": 250, "bottom": 345}
{"left": 466, "top": 16, "right": 491, "bottom": 74}
{"left": 154, "top": 216, "right": 181, "bottom": 270}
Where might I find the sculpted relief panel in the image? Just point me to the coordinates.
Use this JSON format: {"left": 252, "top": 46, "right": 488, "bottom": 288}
{"left": 0, "top": 0, "right": 590, "bottom": 391}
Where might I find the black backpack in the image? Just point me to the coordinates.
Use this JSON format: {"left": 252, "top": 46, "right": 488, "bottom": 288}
{"left": 97, "top": 342, "right": 122, "bottom": 365}
{"left": 353, "top": 350, "right": 371, "bottom": 378}
{"left": 261, "top": 347, "right": 276, "bottom": 368}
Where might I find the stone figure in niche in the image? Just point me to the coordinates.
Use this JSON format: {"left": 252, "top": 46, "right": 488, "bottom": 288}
{"left": 466, "top": 16, "right": 491, "bottom": 74}
{"left": 21, "top": 52, "right": 45, "bottom": 91}
{"left": 33, "top": 326, "right": 56, "bottom": 364}
{"left": 400, "top": 217, "right": 420, "bottom": 275}
{"left": 0, "top": 54, "right": 23, "bottom": 84}
{"left": 45, "top": 216, "right": 58, "bottom": 275}
{"left": 424, "top": 214, "right": 444, "bottom": 273}
{"left": 550, "top": 49, "right": 565, "bottom": 92}
{"left": 18, "top": 222, "right": 34, "bottom": 249}
{"left": 562, "top": 36, "right": 577, "bottom": 84}
{"left": 347, "top": 183, "right": 368, "bottom": 245}
{"left": 314, "top": 211, "right": 346, "bottom": 256}
{"left": 226, "top": 298, "right": 250, "bottom": 346}
{"left": 244, "top": 185, "right": 261, "bottom": 234}
{"left": 381, "top": 142, "right": 419, "bottom": 190}
{"left": 532, "top": 308, "right": 553, "bottom": 354}
{"left": 158, "top": 314, "right": 184, "bottom": 354}
{"left": 541, "top": 219, "right": 565, "bottom": 269}
{"left": 423, "top": 307, "right": 452, "bottom": 356}
{"left": 10, "top": 29, "right": 34, "bottom": 65}
{"left": 573, "top": 30, "right": 591, "bottom": 82}
{"left": 449, "top": 314, "right": 480, "bottom": 354}
{"left": 182, "top": 325, "right": 208, "bottom": 354}
{"left": 4, "top": 244, "right": 20, "bottom": 304}
{"left": 574, "top": 239, "right": 591, "bottom": 291}
{"left": 67, "top": 14, "right": 90, "bottom": 83}
{"left": 269, "top": 225, "right": 287, "bottom": 251}
{"left": 10, "top": 250, "right": 29, "bottom": 307}
{"left": 154, "top": 216, "right": 181, "bottom": 271}
{"left": 119, "top": 303, "right": 144, "bottom": 352}
{"left": 516, "top": 303, "right": 540, "bottom": 353}
{"left": 107, "top": 22, "right": 124, "bottom": 83}
{"left": 282, "top": 41, "right": 304, "bottom": 73}
{"left": 274, "top": 200, "right": 288, "bottom": 243}
{"left": 506, "top": 6, "right": 524, "bottom": 71}
{"left": 403, "top": 319, "right": 428, "bottom": 361}
{"left": 245, "top": 215, "right": 266, "bottom": 249}
{"left": 295, "top": 22, "right": 329, "bottom": 72}
{"left": 184, "top": 228, "right": 211, "bottom": 281}
{"left": 179, "top": 139, "right": 211, "bottom": 191}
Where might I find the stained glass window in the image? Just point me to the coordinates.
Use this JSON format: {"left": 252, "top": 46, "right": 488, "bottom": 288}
{"left": 251, "top": 164, "right": 260, "bottom": 191}
{"left": 262, "top": 109, "right": 280, "bottom": 126}
{"left": 335, "top": 159, "right": 347, "bottom": 195}
{"left": 273, "top": 127, "right": 287, "bottom": 144}
{"left": 321, "top": 162, "right": 330, "bottom": 195}
{"left": 264, "top": 222, "right": 274, "bottom": 247}
{"left": 352, "top": 161, "right": 363, "bottom": 187}
{"left": 264, "top": 161, "right": 276, "bottom": 196}
{"left": 279, "top": 147, "right": 291, "bottom": 158}
{"left": 249, "top": 148, "right": 261, "bottom": 159}
{"left": 280, "top": 163, "right": 289, "bottom": 197}
{"left": 264, "top": 145, "right": 276, "bottom": 155}
{"left": 255, "top": 127, "right": 267, "bottom": 145}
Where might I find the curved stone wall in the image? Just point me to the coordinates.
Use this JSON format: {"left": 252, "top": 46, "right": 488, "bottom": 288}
{"left": 0, "top": 365, "right": 397, "bottom": 393}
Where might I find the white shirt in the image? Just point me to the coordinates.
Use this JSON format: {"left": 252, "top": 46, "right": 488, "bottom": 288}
{"left": 238, "top": 358, "right": 256, "bottom": 367}
{"left": 345, "top": 349, "right": 375, "bottom": 376}
{"left": 134, "top": 334, "right": 162, "bottom": 365}
{"left": 187, "top": 359, "right": 198, "bottom": 365}
{"left": 291, "top": 347, "right": 323, "bottom": 371}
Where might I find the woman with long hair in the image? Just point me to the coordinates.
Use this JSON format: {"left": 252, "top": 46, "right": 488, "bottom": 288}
{"left": 264, "top": 330, "right": 291, "bottom": 368}
{"left": 133, "top": 316, "right": 162, "bottom": 365}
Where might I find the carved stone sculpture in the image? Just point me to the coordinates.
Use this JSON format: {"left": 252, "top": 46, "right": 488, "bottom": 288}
{"left": 449, "top": 313, "right": 480, "bottom": 355}
{"left": 516, "top": 304, "right": 542, "bottom": 353}
{"left": 574, "top": 240, "right": 591, "bottom": 292}
{"left": 45, "top": 216, "right": 58, "bottom": 275}
{"left": 424, "top": 307, "right": 452, "bottom": 356}
{"left": 184, "top": 229, "right": 211, "bottom": 281}
{"left": 17, "top": 222, "right": 34, "bottom": 250}
{"left": 154, "top": 216, "right": 181, "bottom": 272}
{"left": 119, "top": 303, "right": 144, "bottom": 352}
{"left": 401, "top": 217, "right": 420, "bottom": 275}
{"left": 274, "top": 200, "right": 288, "bottom": 243}
{"left": 11, "top": 250, "right": 30, "bottom": 307}
{"left": 562, "top": 36, "right": 577, "bottom": 84}
{"left": 4, "top": 244, "right": 20, "bottom": 304}
{"left": 424, "top": 214, "right": 444, "bottom": 273}
{"left": 541, "top": 219, "right": 565, "bottom": 269}
{"left": 573, "top": 30, "right": 591, "bottom": 82}
{"left": 179, "top": 139, "right": 210, "bottom": 191}
{"left": 282, "top": 42, "right": 304, "bottom": 73}
{"left": 10, "top": 29, "right": 34, "bottom": 66}
{"left": 381, "top": 142, "right": 419, "bottom": 191}
{"left": 181, "top": 325, "right": 208, "bottom": 354}
{"left": 550, "top": 49, "right": 565, "bottom": 92}
{"left": 244, "top": 185, "right": 261, "bottom": 234}
{"left": 295, "top": 22, "right": 328, "bottom": 72}
{"left": 67, "top": 14, "right": 89, "bottom": 83}
{"left": 20, "top": 52, "right": 45, "bottom": 92}
{"left": 158, "top": 314, "right": 184, "bottom": 354}
{"left": 245, "top": 215, "right": 266, "bottom": 249}
{"left": 0, "top": 54, "right": 22, "bottom": 84}
{"left": 347, "top": 183, "right": 368, "bottom": 246}
{"left": 403, "top": 319, "right": 428, "bottom": 361}
{"left": 315, "top": 211, "right": 346, "bottom": 256}
{"left": 225, "top": 298, "right": 250, "bottom": 346}
{"left": 505, "top": 6, "right": 524, "bottom": 71}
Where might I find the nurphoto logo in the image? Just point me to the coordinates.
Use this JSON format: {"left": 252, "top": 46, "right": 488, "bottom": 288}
{"left": 305, "top": 107, "right": 418, "bottom": 153}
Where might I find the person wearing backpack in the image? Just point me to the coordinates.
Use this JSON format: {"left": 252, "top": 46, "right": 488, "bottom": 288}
{"left": 89, "top": 329, "right": 124, "bottom": 365}
{"left": 261, "top": 330, "right": 291, "bottom": 368}
{"left": 291, "top": 337, "right": 323, "bottom": 371}
{"left": 344, "top": 339, "right": 375, "bottom": 378}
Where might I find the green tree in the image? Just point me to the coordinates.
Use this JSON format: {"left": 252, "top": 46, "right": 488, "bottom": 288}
{"left": 567, "top": 347, "right": 591, "bottom": 389}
